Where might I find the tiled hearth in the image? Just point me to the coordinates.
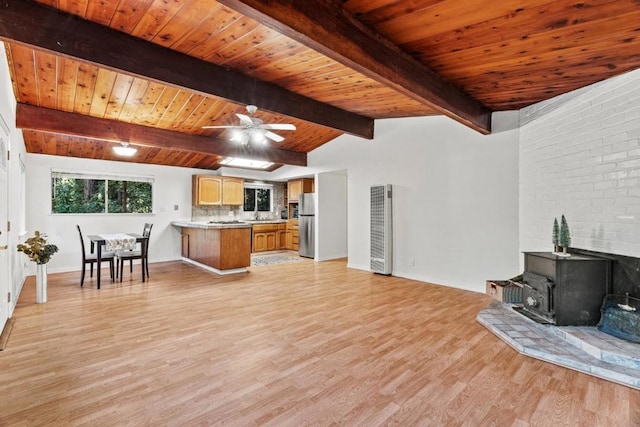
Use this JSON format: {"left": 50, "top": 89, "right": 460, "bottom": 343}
{"left": 477, "top": 300, "right": 640, "bottom": 390}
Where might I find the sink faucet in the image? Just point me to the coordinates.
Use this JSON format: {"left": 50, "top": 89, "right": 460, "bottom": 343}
{"left": 254, "top": 210, "right": 259, "bottom": 220}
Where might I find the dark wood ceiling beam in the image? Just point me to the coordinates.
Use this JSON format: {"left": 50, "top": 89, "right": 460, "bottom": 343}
{"left": 217, "top": 0, "right": 492, "bottom": 134}
{"left": 16, "top": 103, "right": 307, "bottom": 166}
{"left": 0, "top": 0, "right": 373, "bottom": 139}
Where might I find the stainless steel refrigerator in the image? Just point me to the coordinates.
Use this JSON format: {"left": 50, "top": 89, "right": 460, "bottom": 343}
{"left": 298, "top": 193, "right": 315, "bottom": 258}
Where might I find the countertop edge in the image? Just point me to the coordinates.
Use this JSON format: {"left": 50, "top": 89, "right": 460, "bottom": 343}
{"left": 171, "top": 221, "right": 252, "bottom": 229}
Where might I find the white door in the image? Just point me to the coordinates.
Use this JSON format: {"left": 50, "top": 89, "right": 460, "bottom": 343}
{"left": 0, "top": 135, "right": 8, "bottom": 333}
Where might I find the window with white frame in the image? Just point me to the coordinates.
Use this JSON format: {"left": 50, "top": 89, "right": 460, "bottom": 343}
{"left": 243, "top": 182, "right": 273, "bottom": 212}
{"left": 51, "top": 171, "right": 153, "bottom": 214}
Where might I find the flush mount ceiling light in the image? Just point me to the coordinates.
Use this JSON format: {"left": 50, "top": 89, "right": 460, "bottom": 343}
{"left": 113, "top": 142, "right": 137, "bottom": 157}
{"left": 219, "top": 157, "right": 274, "bottom": 169}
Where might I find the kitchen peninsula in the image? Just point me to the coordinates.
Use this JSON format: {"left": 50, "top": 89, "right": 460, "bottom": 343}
{"left": 172, "top": 221, "right": 252, "bottom": 275}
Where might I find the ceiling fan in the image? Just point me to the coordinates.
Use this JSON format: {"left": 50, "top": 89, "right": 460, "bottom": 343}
{"left": 203, "top": 105, "right": 296, "bottom": 145}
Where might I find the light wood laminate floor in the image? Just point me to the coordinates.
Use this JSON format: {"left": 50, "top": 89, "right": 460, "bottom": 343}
{"left": 1, "top": 259, "right": 638, "bottom": 426}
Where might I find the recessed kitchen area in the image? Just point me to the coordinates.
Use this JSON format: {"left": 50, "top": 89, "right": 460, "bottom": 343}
{"left": 171, "top": 175, "right": 316, "bottom": 274}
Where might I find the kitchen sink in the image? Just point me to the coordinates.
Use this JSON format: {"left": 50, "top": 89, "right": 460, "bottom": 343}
{"left": 207, "top": 220, "right": 245, "bottom": 224}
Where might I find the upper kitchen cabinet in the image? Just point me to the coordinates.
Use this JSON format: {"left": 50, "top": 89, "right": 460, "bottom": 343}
{"left": 192, "top": 175, "right": 245, "bottom": 206}
{"left": 221, "top": 177, "right": 244, "bottom": 205}
{"left": 287, "top": 178, "right": 314, "bottom": 202}
{"left": 193, "top": 175, "right": 221, "bottom": 206}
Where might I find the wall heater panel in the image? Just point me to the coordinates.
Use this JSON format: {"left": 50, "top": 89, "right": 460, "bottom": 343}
{"left": 370, "top": 184, "right": 392, "bottom": 275}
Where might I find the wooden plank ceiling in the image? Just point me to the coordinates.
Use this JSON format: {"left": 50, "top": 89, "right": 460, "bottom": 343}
{"left": 2, "top": 0, "right": 640, "bottom": 170}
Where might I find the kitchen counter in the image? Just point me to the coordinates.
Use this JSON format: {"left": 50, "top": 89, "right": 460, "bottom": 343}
{"left": 172, "top": 222, "right": 251, "bottom": 275}
{"left": 171, "top": 220, "right": 252, "bottom": 229}
{"left": 242, "top": 219, "right": 288, "bottom": 224}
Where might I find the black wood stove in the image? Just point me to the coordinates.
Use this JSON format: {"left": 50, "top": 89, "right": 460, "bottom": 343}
{"left": 519, "top": 252, "right": 611, "bottom": 326}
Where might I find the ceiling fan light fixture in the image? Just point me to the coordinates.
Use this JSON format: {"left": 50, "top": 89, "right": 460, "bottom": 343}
{"left": 202, "top": 105, "right": 294, "bottom": 145}
{"left": 250, "top": 128, "right": 267, "bottom": 144}
{"left": 230, "top": 129, "right": 246, "bottom": 144}
{"left": 113, "top": 142, "right": 137, "bottom": 157}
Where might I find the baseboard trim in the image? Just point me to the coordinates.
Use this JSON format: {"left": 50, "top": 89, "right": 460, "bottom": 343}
{"left": 181, "top": 257, "right": 248, "bottom": 276}
{"left": 0, "top": 317, "right": 16, "bottom": 351}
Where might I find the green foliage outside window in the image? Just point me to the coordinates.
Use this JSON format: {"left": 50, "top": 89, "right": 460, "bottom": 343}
{"left": 52, "top": 174, "right": 153, "bottom": 214}
{"left": 108, "top": 181, "right": 153, "bottom": 213}
{"left": 243, "top": 187, "right": 271, "bottom": 212}
{"left": 244, "top": 188, "right": 256, "bottom": 211}
{"left": 256, "top": 189, "right": 270, "bottom": 211}
{"left": 52, "top": 178, "right": 105, "bottom": 213}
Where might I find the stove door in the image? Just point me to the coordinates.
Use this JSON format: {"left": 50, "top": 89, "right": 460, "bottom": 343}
{"left": 522, "top": 274, "right": 555, "bottom": 322}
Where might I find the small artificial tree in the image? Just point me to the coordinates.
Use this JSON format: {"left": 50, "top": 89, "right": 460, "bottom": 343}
{"left": 559, "top": 214, "right": 571, "bottom": 254}
{"left": 552, "top": 217, "right": 560, "bottom": 253}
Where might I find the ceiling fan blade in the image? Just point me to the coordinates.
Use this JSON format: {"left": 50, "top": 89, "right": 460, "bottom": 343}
{"left": 202, "top": 125, "right": 243, "bottom": 129}
{"left": 265, "top": 131, "right": 285, "bottom": 142}
{"left": 261, "top": 123, "right": 296, "bottom": 130}
{"left": 236, "top": 113, "right": 256, "bottom": 125}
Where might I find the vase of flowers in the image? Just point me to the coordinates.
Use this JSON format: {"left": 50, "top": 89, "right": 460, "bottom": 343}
{"left": 17, "top": 231, "right": 59, "bottom": 303}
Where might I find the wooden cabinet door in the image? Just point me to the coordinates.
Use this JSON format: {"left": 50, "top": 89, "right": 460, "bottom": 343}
{"left": 288, "top": 179, "right": 302, "bottom": 202}
{"left": 276, "top": 224, "right": 287, "bottom": 250}
{"left": 253, "top": 233, "right": 267, "bottom": 252}
{"left": 300, "top": 178, "right": 314, "bottom": 194}
{"left": 193, "top": 175, "right": 222, "bottom": 205}
{"left": 288, "top": 178, "right": 314, "bottom": 203}
{"left": 285, "top": 230, "right": 292, "bottom": 249}
{"left": 292, "top": 229, "right": 299, "bottom": 251}
{"left": 265, "top": 232, "right": 277, "bottom": 251}
{"left": 222, "top": 177, "right": 244, "bottom": 205}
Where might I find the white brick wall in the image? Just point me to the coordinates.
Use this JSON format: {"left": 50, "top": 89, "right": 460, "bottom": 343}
{"left": 520, "top": 69, "right": 640, "bottom": 257}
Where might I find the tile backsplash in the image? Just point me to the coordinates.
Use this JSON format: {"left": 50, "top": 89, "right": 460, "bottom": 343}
{"left": 191, "top": 206, "right": 243, "bottom": 222}
{"left": 191, "top": 181, "right": 287, "bottom": 221}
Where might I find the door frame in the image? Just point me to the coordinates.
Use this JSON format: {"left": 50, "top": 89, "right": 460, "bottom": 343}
{"left": 0, "top": 126, "right": 9, "bottom": 333}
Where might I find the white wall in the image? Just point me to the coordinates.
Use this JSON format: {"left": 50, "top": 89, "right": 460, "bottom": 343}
{"left": 316, "top": 171, "right": 348, "bottom": 261}
{"left": 0, "top": 43, "right": 28, "bottom": 316}
{"left": 520, "top": 69, "right": 640, "bottom": 257}
{"left": 307, "top": 113, "right": 521, "bottom": 293}
{"left": 26, "top": 154, "right": 202, "bottom": 274}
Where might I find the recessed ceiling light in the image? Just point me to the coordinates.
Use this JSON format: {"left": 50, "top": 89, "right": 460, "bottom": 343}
{"left": 113, "top": 142, "right": 137, "bottom": 157}
{"left": 220, "top": 157, "right": 274, "bottom": 169}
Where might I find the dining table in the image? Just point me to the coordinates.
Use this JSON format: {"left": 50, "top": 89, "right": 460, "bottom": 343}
{"left": 87, "top": 233, "right": 148, "bottom": 289}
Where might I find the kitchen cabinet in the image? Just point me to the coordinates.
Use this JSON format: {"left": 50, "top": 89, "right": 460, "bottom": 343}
{"left": 193, "top": 175, "right": 222, "bottom": 206}
{"left": 254, "top": 233, "right": 276, "bottom": 252}
{"left": 177, "top": 224, "right": 251, "bottom": 272}
{"left": 285, "top": 231, "right": 293, "bottom": 249}
{"left": 266, "top": 233, "right": 277, "bottom": 251}
{"left": 254, "top": 232, "right": 276, "bottom": 252}
{"left": 276, "top": 224, "right": 287, "bottom": 250}
{"left": 221, "top": 177, "right": 244, "bottom": 205}
{"left": 192, "top": 175, "right": 244, "bottom": 206}
{"left": 287, "top": 178, "right": 313, "bottom": 202}
{"left": 252, "top": 226, "right": 297, "bottom": 251}
{"left": 287, "top": 220, "right": 299, "bottom": 251}
{"left": 252, "top": 223, "right": 284, "bottom": 252}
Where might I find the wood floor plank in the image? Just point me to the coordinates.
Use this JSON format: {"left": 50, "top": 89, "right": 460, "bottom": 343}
{"left": 0, "top": 259, "right": 638, "bottom": 425}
